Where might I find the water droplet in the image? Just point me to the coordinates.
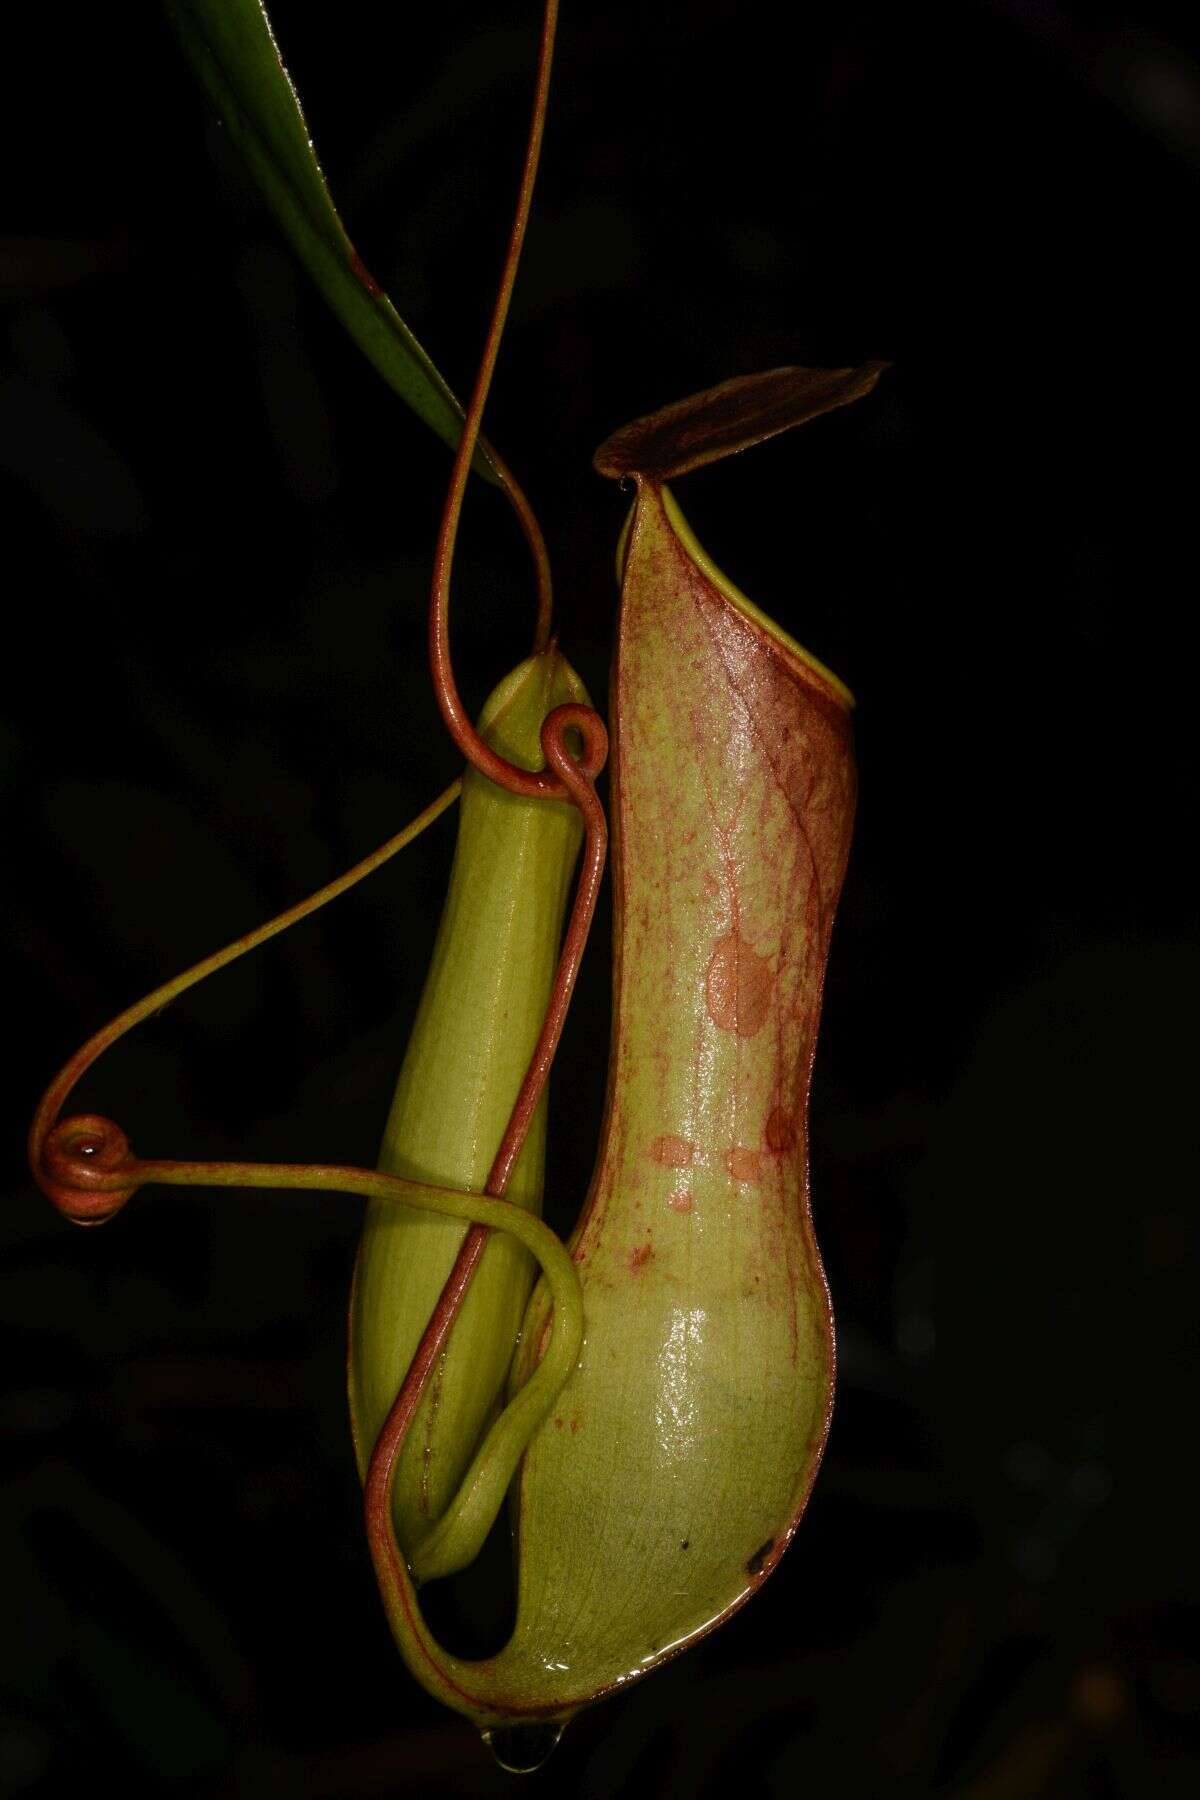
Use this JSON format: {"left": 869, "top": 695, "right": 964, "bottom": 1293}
{"left": 480, "top": 1721, "right": 565, "bottom": 1774}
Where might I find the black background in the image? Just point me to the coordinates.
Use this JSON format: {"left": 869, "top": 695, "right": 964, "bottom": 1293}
{"left": 3, "top": 1, "right": 1197, "bottom": 1794}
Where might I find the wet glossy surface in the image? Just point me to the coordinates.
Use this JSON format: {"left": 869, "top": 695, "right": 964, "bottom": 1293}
{"left": 376, "top": 482, "right": 855, "bottom": 1724}
{"left": 349, "top": 654, "right": 585, "bottom": 1548}
{"left": 491, "top": 481, "right": 856, "bottom": 1711}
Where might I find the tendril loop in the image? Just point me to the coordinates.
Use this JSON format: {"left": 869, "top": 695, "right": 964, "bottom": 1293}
{"left": 423, "top": 0, "right": 606, "bottom": 809}
{"left": 40, "top": 1113, "right": 141, "bottom": 1225}
{"left": 30, "top": 0, "right": 597, "bottom": 1640}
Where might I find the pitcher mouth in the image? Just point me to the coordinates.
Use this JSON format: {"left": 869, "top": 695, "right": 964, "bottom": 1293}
{"left": 618, "top": 481, "right": 855, "bottom": 711}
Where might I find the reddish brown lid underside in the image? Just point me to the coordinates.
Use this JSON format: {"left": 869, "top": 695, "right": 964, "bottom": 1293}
{"left": 593, "top": 361, "right": 889, "bottom": 481}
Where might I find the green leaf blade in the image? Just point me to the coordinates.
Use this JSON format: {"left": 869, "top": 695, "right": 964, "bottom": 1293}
{"left": 166, "top": 0, "right": 498, "bottom": 480}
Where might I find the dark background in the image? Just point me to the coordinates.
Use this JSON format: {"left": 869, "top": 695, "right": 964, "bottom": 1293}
{"left": 3, "top": 0, "right": 1197, "bottom": 1793}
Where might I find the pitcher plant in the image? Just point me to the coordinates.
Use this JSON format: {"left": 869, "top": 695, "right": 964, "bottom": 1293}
{"left": 29, "top": 0, "right": 884, "bottom": 1768}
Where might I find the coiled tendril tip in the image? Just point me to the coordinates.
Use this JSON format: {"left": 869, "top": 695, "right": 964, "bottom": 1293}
{"left": 39, "top": 1112, "right": 141, "bottom": 1225}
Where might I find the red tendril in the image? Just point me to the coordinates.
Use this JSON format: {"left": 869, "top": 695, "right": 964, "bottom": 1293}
{"left": 29, "top": 0, "right": 602, "bottom": 1599}
{"left": 427, "top": 0, "right": 584, "bottom": 805}
{"left": 369, "top": 0, "right": 607, "bottom": 1585}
